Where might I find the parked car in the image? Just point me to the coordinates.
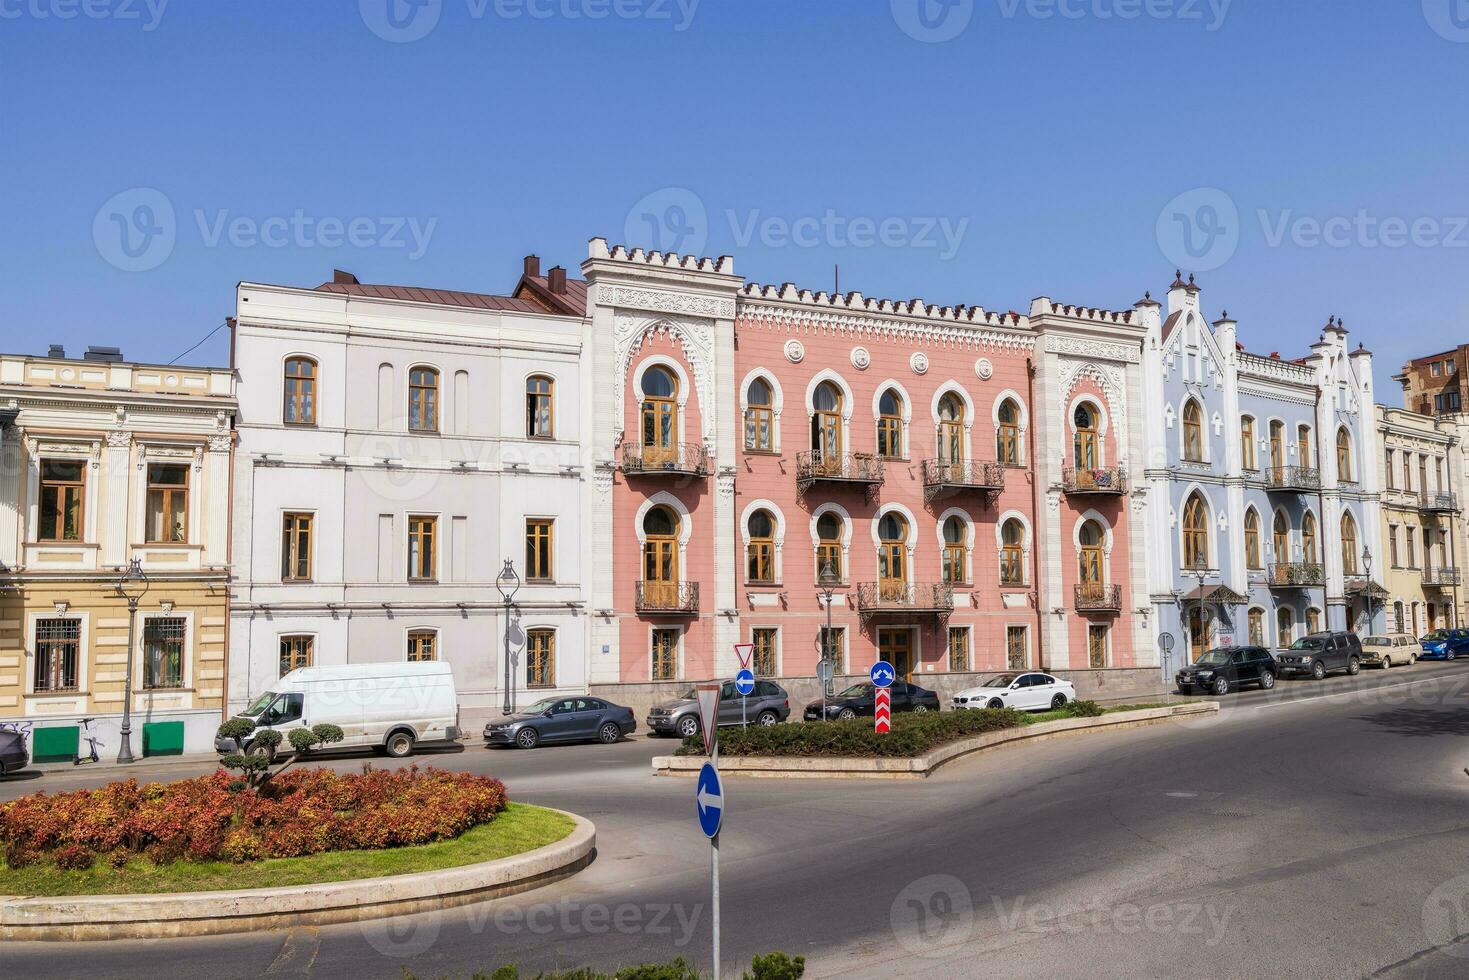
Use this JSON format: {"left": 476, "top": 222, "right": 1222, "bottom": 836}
{"left": 804, "top": 680, "right": 940, "bottom": 721}
{"left": 1175, "top": 646, "right": 1276, "bottom": 695}
{"left": 1419, "top": 628, "right": 1469, "bottom": 661}
{"left": 647, "top": 680, "right": 791, "bottom": 738}
{"left": 216, "top": 661, "right": 461, "bottom": 759}
{"left": 1360, "top": 633, "right": 1418, "bottom": 668}
{"left": 1274, "top": 631, "right": 1363, "bottom": 680}
{"left": 951, "top": 672, "right": 1077, "bottom": 711}
{"left": 0, "top": 729, "right": 27, "bottom": 778}
{"left": 485, "top": 696, "right": 636, "bottom": 749}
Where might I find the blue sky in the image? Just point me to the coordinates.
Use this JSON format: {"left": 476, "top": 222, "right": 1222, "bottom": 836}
{"left": 3, "top": 0, "right": 1468, "bottom": 406}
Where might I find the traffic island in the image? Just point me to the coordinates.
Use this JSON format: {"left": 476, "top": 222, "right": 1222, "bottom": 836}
{"left": 650, "top": 702, "right": 1218, "bottom": 779}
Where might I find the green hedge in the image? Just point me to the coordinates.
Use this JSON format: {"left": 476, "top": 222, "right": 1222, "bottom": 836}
{"left": 411, "top": 951, "right": 805, "bottom": 980}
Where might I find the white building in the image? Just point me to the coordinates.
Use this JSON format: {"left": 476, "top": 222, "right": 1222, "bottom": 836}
{"left": 228, "top": 262, "right": 593, "bottom": 730}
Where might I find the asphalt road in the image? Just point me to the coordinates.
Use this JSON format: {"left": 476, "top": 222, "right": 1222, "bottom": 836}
{"left": 7, "top": 661, "right": 1469, "bottom": 979}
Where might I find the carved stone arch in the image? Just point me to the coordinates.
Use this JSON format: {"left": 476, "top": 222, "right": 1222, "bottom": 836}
{"left": 614, "top": 313, "right": 716, "bottom": 445}
{"left": 1058, "top": 361, "right": 1127, "bottom": 459}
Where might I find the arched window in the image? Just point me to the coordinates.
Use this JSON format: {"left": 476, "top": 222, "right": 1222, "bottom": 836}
{"left": 877, "top": 388, "right": 904, "bottom": 459}
{"left": 1306, "top": 608, "right": 1322, "bottom": 634}
{"left": 1336, "top": 428, "right": 1353, "bottom": 482}
{"left": 409, "top": 366, "right": 439, "bottom": 432}
{"left": 811, "top": 381, "right": 843, "bottom": 462}
{"left": 1269, "top": 420, "right": 1285, "bottom": 474}
{"left": 1248, "top": 608, "right": 1265, "bottom": 646}
{"left": 1244, "top": 509, "right": 1262, "bottom": 569}
{"left": 641, "top": 366, "right": 679, "bottom": 463}
{"left": 746, "top": 509, "right": 775, "bottom": 584}
{"left": 937, "top": 394, "right": 965, "bottom": 465}
{"left": 1074, "top": 404, "right": 1099, "bottom": 470}
{"left": 1182, "top": 400, "right": 1203, "bottom": 462}
{"left": 1182, "top": 493, "right": 1208, "bottom": 569}
{"left": 745, "top": 378, "right": 773, "bottom": 451}
{"left": 941, "top": 516, "right": 966, "bottom": 584}
{"left": 816, "top": 512, "right": 843, "bottom": 582}
{"left": 526, "top": 375, "right": 554, "bottom": 439}
{"left": 1000, "top": 519, "right": 1025, "bottom": 585}
{"left": 1297, "top": 424, "right": 1313, "bottom": 467}
{"left": 1302, "top": 512, "right": 1318, "bottom": 564}
{"left": 1394, "top": 600, "right": 1405, "bottom": 633}
{"left": 1240, "top": 416, "right": 1257, "bottom": 470}
{"left": 1078, "top": 520, "right": 1104, "bottom": 600}
{"left": 284, "top": 357, "right": 317, "bottom": 426}
{"left": 642, "top": 505, "right": 679, "bottom": 606}
{"left": 996, "top": 399, "right": 1021, "bottom": 465}
{"left": 878, "top": 513, "right": 909, "bottom": 598}
{"left": 1341, "top": 512, "right": 1359, "bottom": 575}
{"left": 1277, "top": 607, "right": 1294, "bottom": 647}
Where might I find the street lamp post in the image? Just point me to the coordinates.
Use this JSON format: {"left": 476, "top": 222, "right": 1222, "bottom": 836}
{"left": 115, "top": 558, "right": 149, "bottom": 764}
{"left": 1192, "top": 564, "right": 1210, "bottom": 661}
{"left": 496, "top": 559, "right": 521, "bottom": 716}
{"left": 1362, "top": 546, "right": 1374, "bottom": 634}
{"left": 817, "top": 562, "right": 839, "bottom": 720}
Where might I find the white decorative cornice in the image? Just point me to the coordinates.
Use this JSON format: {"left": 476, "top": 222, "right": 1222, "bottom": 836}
{"left": 613, "top": 312, "right": 717, "bottom": 446}
{"left": 1044, "top": 335, "right": 1141, "bottom": 364}
{"left": 737, "top": 299, "right": 1036, "bottom": 352}
{"left": 1238, "top": 351, "right": 1315, "bottom": 386}
{"left": 605, "top": 285, "right": 736, "bottom": 320}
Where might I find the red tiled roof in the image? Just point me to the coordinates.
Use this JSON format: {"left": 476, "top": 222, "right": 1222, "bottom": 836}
{"left": 315, "top": 280, "right": 553, "bottom": 314}
{"left": 513, "top": 273, "right": 588, "bottom": 316}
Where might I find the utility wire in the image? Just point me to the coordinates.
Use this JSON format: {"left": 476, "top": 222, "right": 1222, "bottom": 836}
{"left": 169, "top": 320, "right": 229, "bottom": 365}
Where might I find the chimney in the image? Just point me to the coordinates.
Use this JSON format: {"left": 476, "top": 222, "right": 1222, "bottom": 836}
{"left": 47, "top": 344, "right": 65, "bottom": 359}
{"left": 333, "top": 269, "right": 359, "bottom": 285}
{"left": 83, "top": 346, "right": 123, "bottom": 363}
{"left": 523, "top": 255, "right": 541, "bottom": 278}
{"left": 547, "top": 266, "right": 567, "bottom": 295}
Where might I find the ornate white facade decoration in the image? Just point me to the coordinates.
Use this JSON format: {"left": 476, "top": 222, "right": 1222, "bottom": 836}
{"left": 1058, "top": 359, "right": 1129, "bottom": 458}
{"left": 784, "top": 339, "right": 805, "bottom": 364}
{"left": 850, "top": 346, "right": 870, "bottom": 370}
{"left": 975, "top": 357, "right": 993, "bottom": 380}
{"left": 613, "top": 313, "right": 718, "bottom": 445}
{"left": 604, "top": 285, "right": 736, "bottom": 320}
{"left": 1044, "top": 335, "right": 1142, "bottom": 364}
{"left": 106, "top": 429, "right": 132, "bottom": 449}
{"left": 910, "top": 352, "right": 929, "bottom": 375}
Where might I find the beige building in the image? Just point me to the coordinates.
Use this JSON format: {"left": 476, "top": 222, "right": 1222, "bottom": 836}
{"left": 0, "top": 348, "right": 236, "bottom": 756}
{"left": 1375, "top": 404, "right": 1461, "bottom": 635}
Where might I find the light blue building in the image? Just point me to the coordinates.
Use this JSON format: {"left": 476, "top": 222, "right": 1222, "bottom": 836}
{"left": 1139, "top": 275, "right": 1382, "bottom": 675}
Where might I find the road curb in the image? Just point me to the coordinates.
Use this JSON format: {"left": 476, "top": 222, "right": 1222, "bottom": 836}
{"left": 0, "top": 808, "right": 595, "bottom": 942}
{"left": 650, "top": 703, "right": 1219, "bottom": 779}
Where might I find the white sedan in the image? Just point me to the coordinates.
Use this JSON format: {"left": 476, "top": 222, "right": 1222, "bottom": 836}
{"left": 951, "top": 672, "right": 1077, "bottom": 712}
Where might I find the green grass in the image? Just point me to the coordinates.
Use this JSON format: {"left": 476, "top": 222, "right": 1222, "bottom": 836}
{"left": 0, "top": 803, "right": 575, "bottom": 897}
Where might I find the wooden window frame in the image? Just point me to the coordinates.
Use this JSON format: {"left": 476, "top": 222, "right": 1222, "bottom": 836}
{"left": 1240, "top": 417, "right": 1256, "bottom": 470}
{"left": 283, "top": 356, "right": 318, "bottom": 426}
{"left": 526, "top": 375, "right": 555, "bottom": 440}
{"left": 279, "top": 635, "right": 313, "bottom": 675}
{"left": 751, "top": 627, "right": 778, "bottom": 677}
{"left": 947, "top": 626, "right": 971, "bottom": 673}
{"left": 525, "top": 518, "right": 554, "bottom": 583}
{"left": 527, "top": 628, "right": 555, "bottom": 687}
{"left": 1087, "top": 624, "right": 1109, "bottom": 669}
{"left": 1182, "top": 401, "right": 1204, "bottom": 463}
{"left": 407, "top": 629, "right": 438, "bottom": 662}
{"left": 1244, "top": 511, "right": 1262, "bottom": 570}
{"left": 37, "top": 458, "right": 85, "bottom": 543}
{"left": 650, "top": 628, "right": 679, "bottom": 682}
{"left": 1000, "top": 520, "right": 1025, "bottom": 586}
{"left": 997, "top": 400, "right": 1021, "bottom": 466}
{"left": 144, "top": 463, "right": 189, "bottom": 544}
{"left": 744, "top": 379, "right": 774, "bottom": 452}
{"left": 143, "top": 616, "right": 187, "bottom": 690}
{"left": 1005, "top": 626, "right": 1028, "bottom": 671}
{"left": 409, "top": 366, "right": 440, "bottom": 433}
{"left": 407, "top": 515, "right": 438, "bottom": 581}
{"left": 281, "top": 512, "right": 314, "bottom": 582}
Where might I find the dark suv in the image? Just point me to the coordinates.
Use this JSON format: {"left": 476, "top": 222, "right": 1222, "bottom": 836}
{"left": 1176, "top": 646, "right": 1277, "bottom": 695}
{"left": 646, "top": 680, "right": 791, "bottom": 738}
{"left": 1275, "top": 631, "right": 1362, "bottom": 680}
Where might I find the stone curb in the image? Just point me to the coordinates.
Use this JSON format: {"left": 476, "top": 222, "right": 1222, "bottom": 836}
{"left": 0, "top": 808, "right": 595, "bottom": 942}
{"left": 650, "top": 703, "right": 1219, "bottom": 779}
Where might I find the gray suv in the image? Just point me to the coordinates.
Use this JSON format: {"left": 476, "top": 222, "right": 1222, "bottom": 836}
{"left": 1275, "top": 631, "right": 1363, "bottom": 680}
{"left": 646, "top": 680, "right": 791, "bottom": 738}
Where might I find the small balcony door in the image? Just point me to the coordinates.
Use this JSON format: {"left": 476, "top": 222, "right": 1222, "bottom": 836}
{"left": 641, "top": 366, "right": 679, "bottom": 466}
{"left": 642, "top": 505, "right": 679, "bottom": 608}
{"left": 811, "top": 381, "right": 843, "bottom": 469}
{"left": 879, "top": 628, "right": 914, "bottom": 683}
{"left": 878, "top": 513, "right": 908, "bottom": 601}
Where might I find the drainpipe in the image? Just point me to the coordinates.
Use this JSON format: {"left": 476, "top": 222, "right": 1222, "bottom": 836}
{"left": 1027, "top": 356, "right": 1046, "bottom": 671}
{"left": 1314, "top": 385, "right": 1330, "bottom": 630}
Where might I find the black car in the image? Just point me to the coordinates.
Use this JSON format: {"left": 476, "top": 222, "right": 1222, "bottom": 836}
{"left": 1275, "top": 631, "right": 1363, "bottom": 680}
{"left": 484, "top": 696, "right": 636, "bottom": 749}
{"left": 1176, "top": 646, "right": 1277, "bottom": 695}
{"left": 803, "top": 681, "right": 940, "bottom": 721}
{"left": 0, "top": 730, "right": 28, "bottom": 778}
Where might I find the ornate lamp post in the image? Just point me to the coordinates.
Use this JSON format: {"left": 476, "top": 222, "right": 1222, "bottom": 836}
{"left": 115, "top": 558, "right": 149, "bottom": 764}
{"left": 817, "top": 561, "right": 840, "bottom": 718}
{"left": 1192, "top": 563, "right": 1211, "bottom": 661}
{"left": 496, "top": 559, "right": 521, "bottom": 716}
{"left": 1362, "top": 545, "right": 1374, "bottom": 634}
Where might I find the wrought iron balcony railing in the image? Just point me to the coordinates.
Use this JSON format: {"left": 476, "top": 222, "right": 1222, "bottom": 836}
{"left": 1263, "top": 466, "right": 1321, "bottom": 492}
{"left": 621, "top": 442, "right": 709, "bottom": 477}
{"left": 921, "top": 458, "right": 1006, "bottom": 502}
{"left": 1423, "top": 566, "right": 1461, "bottom": 588}
{"left": 1421, "top": 492, "right": 1459, "bottom": 514}
{"left": 635, "top": 581, "right": 700, "bottom": 614}
{"left": 1268, "top": 562, "right": 1325, "bottom": 587}
{"left": 1074, "top": 583, "right": 1123, "bottom": 612}
{"left": 855, "top": 581, "right": 954, "bottom": 615}
{"left": 1061, "top": 465, "right": 1127, "bottom": 495}
{"left": 796, "top": 451, "right": 885, "bottom": 497}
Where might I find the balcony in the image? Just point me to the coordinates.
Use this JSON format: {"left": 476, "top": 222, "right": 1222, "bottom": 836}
{"left": 796, "top": 451, "right": 885, "bottom": 501}
{"left": 1421, "top": 492, "right": 1459, "bottom": 514}
{"left": 1263, "top": 466, "right": 1321, "bottom": 493}
{"left": 1062, "top": 465, "right": 1127, "bottom": 496}
{"left": 1268, "top": 562, "right": 1325, "bottom": 588}
{"left": 635, "top": 581, "right": 700, "bottom": 615}
{"left": 921, "top": 458, "right": 1006, "bottom": 503}
{"left": 856, "top": 581, "right": 954, "bottom": 623}
{"left": 622, "top": 442, "right": 709, "bottom": 478}
{"left": 1074, "top": 583, "right": 1123, "bottom": 613}
{"left": 1423, "top": 567, "right": 1461, "bottom": 588}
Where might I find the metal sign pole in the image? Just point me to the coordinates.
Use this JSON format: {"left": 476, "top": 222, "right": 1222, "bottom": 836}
{"left": 711, "top": 739, "right": 720, "bottom": 980}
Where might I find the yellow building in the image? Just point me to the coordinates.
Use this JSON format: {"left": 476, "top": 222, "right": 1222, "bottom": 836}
{"left": 1375, "top": 404, "right": 1461, "bottom": 636}
{"left": 0, "top": 348, "right": 236, "bottom": 757}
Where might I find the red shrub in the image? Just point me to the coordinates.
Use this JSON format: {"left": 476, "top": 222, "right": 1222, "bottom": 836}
{"left": 0, "top": 767, "right": 508, "bottom": 867}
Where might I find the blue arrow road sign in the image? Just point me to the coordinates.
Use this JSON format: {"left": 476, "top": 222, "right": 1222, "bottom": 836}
{"left": 870, "top": 661, "right": 896, "bottom": 688}
{"left": 734, "top": 669, "right": 755, "bottom": 696}
{"left": 696, "top": 762, "right": 724, "bottom": 838}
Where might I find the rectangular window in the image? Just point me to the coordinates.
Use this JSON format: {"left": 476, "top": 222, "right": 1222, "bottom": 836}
{"left": 1006, "top": 626, "right": 1028, "bottom": 671}
{"left": 527, "top": 629, "right": 555, "bottom": 687}
{"left": 284, "top": 358, "right": 317, "bottom": 426}
{"left": 33, "top": 618, "right": 80, "bottom": 692}
{"left": 1433, "top": 362, "right": 1443, "bottom": 377}
{"left": 409, "top": 367, "right": 439, "bottom": 432}
{"left": 1240, "top": 417, "right": 1256, "bottom": 470}
{"left": 143, "top": 617, "right": 186, "bottom": 689}
{"left": 1248, "top": 609, "right": 1265, "bottom": 647}
{"left": 651, "top": 628, "right": 679, "bottom": 681}
{"left": 747, "top": 540, "right": 774, "bottom": 584}
{"left": 408, "top": 515, "right": 437, "bottom": 580}
{"left": 752, "top": 628, "right": 778, "bottom": 676}
{"left": 819, "top": 626, "right": 845, "bottom": 672}
{"left": 407, "top": 629, "right": 437, "bottom": 662}
{"left": 876, "top": 416, "right": 903, "bottom": 459}
{"left": 281, "top": 512, "right": 313, "bottom": 581}
{"left": 525, "top": 519, "right": 554, "bottom": 582}
{"left": 816, "top": 543, "right": 842, "bottom": 583}
{"left": 1407, "top": 527, "right": 1417, "bottom": 568}
{"left": 279, "top": 635, "right": 313, "bottom": 675}
{"left": 947, "top": 627, "right": 970, "bottom": 672}
{"left": 1389, "top": 526, "right": 1399, "bottom": 567}
{"left": 1385, "top": 449, "right": 1395, "bottom": 489}
{"left": 145, "top": 464, "right": 189, "bottom": 543}
{"left": 1087, "top": 625, "right": 1108, "bottom": 669}
{"left": 744, "top": 405, "right": 772, "bottom": 452}
{"left": 38, "top": 459, "right": 85, "bottom": 542}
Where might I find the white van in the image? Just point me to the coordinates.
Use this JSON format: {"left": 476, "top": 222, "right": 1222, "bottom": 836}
{"left": 217, "top": 661, "right": 461, "bottom": 759}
